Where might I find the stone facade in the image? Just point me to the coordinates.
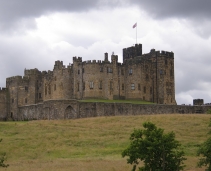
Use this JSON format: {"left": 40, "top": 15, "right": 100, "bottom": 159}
{"left": 0, "top": 44, "right": 178, "bottom": 120}
{"left": 0, "top": 87, "right": 8, "bottom": 120}
{"left": 16, "top": 101, "right": 211, "bottom": 121}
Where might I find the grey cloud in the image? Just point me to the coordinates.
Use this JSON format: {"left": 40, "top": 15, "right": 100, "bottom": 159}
{"left": 130, "top": 0, "right": 211, "bottom": 19}
{"left": 0, "top": 0, "right": 99, "bottom": 30}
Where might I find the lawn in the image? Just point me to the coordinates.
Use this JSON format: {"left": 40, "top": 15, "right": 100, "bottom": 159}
{"left": 0, "top": 114, "right": 209, "bottom": 171}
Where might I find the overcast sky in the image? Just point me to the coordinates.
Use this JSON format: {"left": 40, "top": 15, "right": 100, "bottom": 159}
{"left": 0, "top": 0, "right": 211, "bottom": 105}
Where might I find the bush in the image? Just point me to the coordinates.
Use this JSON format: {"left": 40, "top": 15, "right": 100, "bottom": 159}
{"left": 0, "top": 139, "right": 9, "bottom": 167}
{"left": 197, "top": 118, "right": 211, "bottom": 170}
{"left": 122, "top": 122, "right": 186, "bottom": 171}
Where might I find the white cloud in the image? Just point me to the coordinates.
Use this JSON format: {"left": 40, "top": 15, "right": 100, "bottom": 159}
{"left": 0, "top": 4, "right": 211, "bottom": 105}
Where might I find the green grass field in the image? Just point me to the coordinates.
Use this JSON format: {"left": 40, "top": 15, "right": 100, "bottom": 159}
{"left": 0, "top": 114, "right": 209, "bottom": 171}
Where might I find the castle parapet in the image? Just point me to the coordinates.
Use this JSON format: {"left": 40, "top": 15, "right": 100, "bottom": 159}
{"left": 73, "top": 57, "right": 82, "bottom": 62}
{"left": 123, "top": 44, "right": 142, "bottom": 61}
{"left": 0, "top": 87, "right": 7, "bottom": 92}
{"left": 24, "top": 68, "right": 41, "bottom": 76}
{"left": 157, "top": 50, "right": 174, "bottom": 57}
{"left": 6, "top": 76, "right": 22, "bottom": 82}
{"left": 54, "top": 60, "right": 64, "bottom": 70}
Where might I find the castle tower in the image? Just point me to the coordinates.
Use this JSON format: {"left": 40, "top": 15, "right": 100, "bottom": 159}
{"left": 123, "top": 44, "right": 142, "bottom": 61}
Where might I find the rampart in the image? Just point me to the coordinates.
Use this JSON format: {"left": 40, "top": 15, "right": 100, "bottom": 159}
{"left": 15, "top": 101, "right": 211, "bottom": 121}
{"left": 0, "top": 87, "right": 8, "bottom": 120}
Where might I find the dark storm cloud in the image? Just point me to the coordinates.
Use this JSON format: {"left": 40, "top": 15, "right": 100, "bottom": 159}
{"left": 0, "top": 0, "right": 99, "bottom": 30}
{"left": 130, "top": 0, "right": 211, "bottom": 19}
{"left": 1, "top": 0, "right": 210, "bottom": 29}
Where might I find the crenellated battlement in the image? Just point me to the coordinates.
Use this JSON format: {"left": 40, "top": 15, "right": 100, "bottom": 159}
{"left": 6, "top": 76, "right": 22, "bottom": 82}
{"left": 0, "top": 87, "right": 7, "bottom": 92}
{"left": 73, "top": 57, "right": 82, "bottom": 62}
{"left": 6, "top": 75, "right": 31, "bottom": 84}
{"left": 0, "top": 43, "right": 176, "bottom": 122}
{"left": 157, "top": 50, "right": 174, "bottom": 57}
{"left": 24, "top": 68, "right": 41, "bottom": 76}
{"left": 123, "top": 44, "right": 142, "bottom": 61}
{"left": 54, "top": 60, "right": 65, "bottom": 70}
{"left": 84, "top": 60, "right": 103, "bottom": 64}
{"left": 111, "top": 54, "right": 118, "bottom": 62}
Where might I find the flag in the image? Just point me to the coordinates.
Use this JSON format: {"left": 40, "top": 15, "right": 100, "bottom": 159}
{"left": 133, "top": 23, "right": 137, "bottom": 28}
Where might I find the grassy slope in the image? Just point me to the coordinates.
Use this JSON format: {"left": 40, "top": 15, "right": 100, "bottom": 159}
{"left": 0, "top": 114, "right": 209, "bottom": 171}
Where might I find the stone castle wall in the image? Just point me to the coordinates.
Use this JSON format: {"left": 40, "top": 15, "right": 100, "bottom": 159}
{"left": 0, "top": 87, "right": 8, "bottom": 120}
{"left": 16, "top": 100, "right": 210, "bottom": 121}
{"left": 1, "top": 44, "right": 178, "bottom": 120}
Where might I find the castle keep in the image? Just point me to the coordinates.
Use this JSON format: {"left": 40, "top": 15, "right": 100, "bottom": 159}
{"left": 0, "top": 44, "right": 177, "bottom": 120}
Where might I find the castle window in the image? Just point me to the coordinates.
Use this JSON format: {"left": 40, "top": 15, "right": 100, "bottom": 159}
{"left": 143, "top": 96, "right": 145, "bottom": 100}
{"left": 131, "top": 83, "right": 135, "bottom": 90}
{"left": 144, "top": 86, "right": 146, "bottom": 93}
{"left": 165, "top": 59, "right": 168, "bottom": 65}
{"left": 107, "top": 67, "right": 112, "bottom": 73}
{"left": 121, "top": 69, "right": 124, "bottom": 75}
{"left": 138, "top": 84, "right": 141, "bottom": 90}
{"left": 150, "top": 87, "right": 152, "bottom": 94}
{"left": 48, "top": 85, "right": 51, "bottom": 94}
{"left": 45, "top": 84, "right": 47, "bottom": 95}
{"left": 39, "top": 93, "right": 42, "bottom": 99}
{"left": 54, "top": 84, "right": 56, "bottom": 91}
{"left": 11, "top": 98, "right": 14, "bottom": 103}
{"left": 89, "top": 81, "right": 94, "bottom": 89}
{"left": 99, "top": 81, "right": 102, "bottom": 89}
{"left": 83, "top": 82, "right": 85, "bottom": 90}
{"left": 110, "top": 81, "right": 113, "bottom": 90}
{"left": 77, "top": 83, "right": 79, "bottom": 91}
{"left": 82, "top": 68, "right": 84, "bottom": 73}
{"left": 25, "top": 98, "right": 27, "bottom": 104}
{"left": 146, "top": 74, "right": 149, "bottom": 80}
{"left": 129, "top": 68, "right": 133, "bottom": 75}
{"left": 78, "top": 70, "right": 80, "bottom": 74}
{"left": 61, "top": 83, "right": 63, "bottom": 90}
{"left": 160, "top": 70, "right": 163, "bottom": 75}
{"left": 122, "top": 84, "right": 124, "bottom": 90}
{"left": 25, "top": 86, "right": 28, "bottom": 91}
{"left": 100, "top": 67, "right": 103, "bottom": 72}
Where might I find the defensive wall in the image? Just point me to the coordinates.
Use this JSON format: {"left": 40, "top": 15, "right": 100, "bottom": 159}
{"left": 14, "top": 100, "right": 211, "bottom": 121}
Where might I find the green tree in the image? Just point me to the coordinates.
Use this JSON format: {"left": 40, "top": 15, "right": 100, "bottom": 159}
{"left": 0, "top": 139, "right": 9, "bottom": 167}
{"left": 122, "top": 122, "right": 186, "bottom": 171}
{"left": 197, "top": 118, "right": 211, "bottom": 170}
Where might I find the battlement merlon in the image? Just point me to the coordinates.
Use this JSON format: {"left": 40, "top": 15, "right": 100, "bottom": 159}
{"left": 123, "top": 44, "right": 142, "bottom": 62}
{"left": 0, "top": 87, "right": 7, "bottom": 92}
{"left": 24, "top": 68, "right": 41, "bottom": 76}
{"left": 6, "top": 76, "right": 22, "bottom": 82}
{"left": 54, "top": 60, "right": 65, "bottom": 70}
{"left": 73, "top": 57, "right": 82, "bottom": 63}
{"left": 156, "top": 50, "right": 174, "bottom": 58}
{"left": 111, "top": 54, "right": 118, "bottom": 62}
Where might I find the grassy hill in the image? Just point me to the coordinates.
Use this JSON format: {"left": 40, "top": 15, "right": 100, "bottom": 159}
{"left": 0, "top": 114, "right": 209, "bottom": 171}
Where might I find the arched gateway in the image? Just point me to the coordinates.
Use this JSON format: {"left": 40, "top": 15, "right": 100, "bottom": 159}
{"left": 64, "top": 105, "right": 76, "bottom": 119}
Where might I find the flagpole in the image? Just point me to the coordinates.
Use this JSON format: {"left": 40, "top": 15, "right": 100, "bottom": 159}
{"left": 136, "top": 23, "right": 137, "bottom": 44}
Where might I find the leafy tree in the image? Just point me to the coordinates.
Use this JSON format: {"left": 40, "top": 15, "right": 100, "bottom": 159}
{"left": 0, "top": 139, "right": 9, "bottom": 167}
{"left": 197, "top": 118, "right": 211, "bottom": 170}
{"left": 122, "top": 122, "right": 186, "bottom": 171}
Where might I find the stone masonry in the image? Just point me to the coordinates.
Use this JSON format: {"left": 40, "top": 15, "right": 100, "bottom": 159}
{"left": 0, "top": 44, "right": 178, "bottom": 120}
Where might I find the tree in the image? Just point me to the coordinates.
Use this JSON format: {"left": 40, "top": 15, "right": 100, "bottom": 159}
{"left": 0, "top": 139, "right": 9, "bottom": 167}
{"left": 197, "top": 118, "right": 211, "bottom": 170}
{"left": 122, "top": 122, "right": 186, "bottom": 171}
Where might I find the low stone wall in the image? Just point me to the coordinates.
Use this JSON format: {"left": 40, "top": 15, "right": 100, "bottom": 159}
{"left": 14, "top": 100, "right": 211, "bottom": 121}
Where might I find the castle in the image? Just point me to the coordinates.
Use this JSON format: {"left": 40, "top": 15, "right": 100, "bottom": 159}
{"left": 0, "top": 44, "right": 177, "bottom": 120}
